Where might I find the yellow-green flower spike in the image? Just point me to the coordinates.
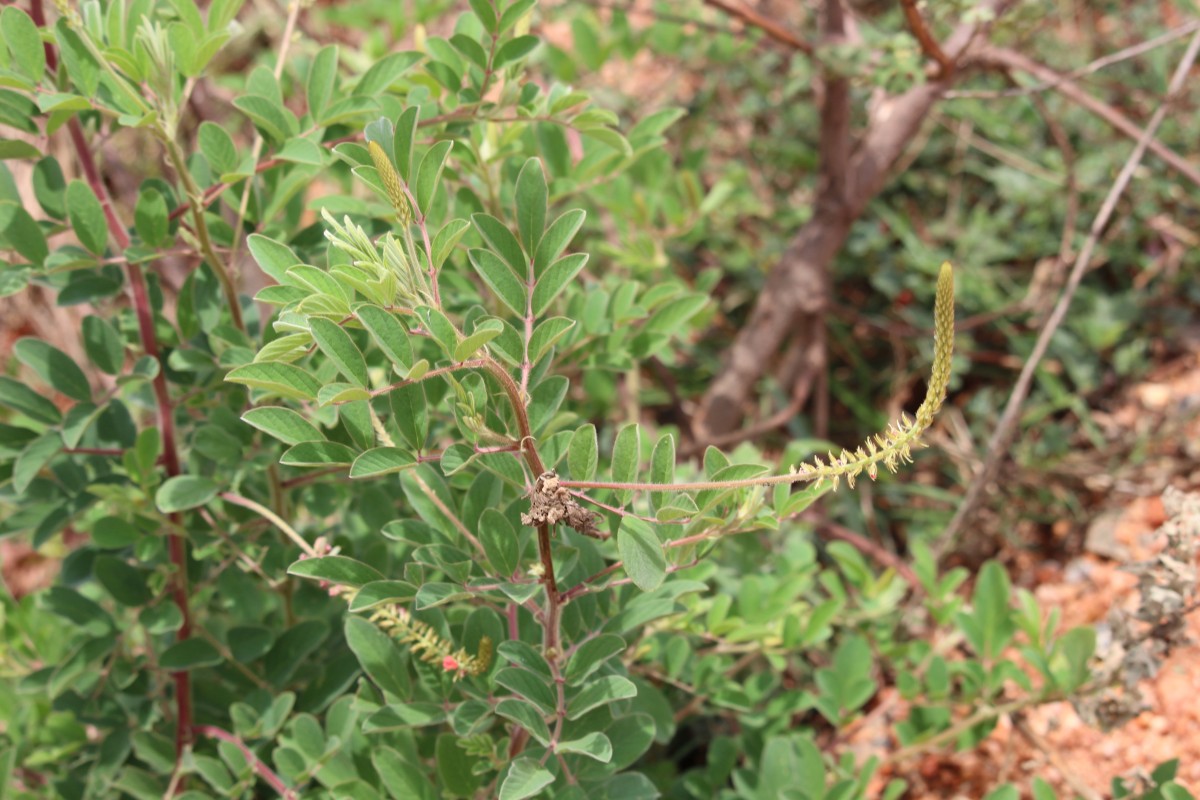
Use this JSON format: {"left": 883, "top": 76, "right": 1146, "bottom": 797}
{"left": 789, "top": 263, "right": 955, "bottom": 489}
{"left": 368, "top": 141, "right": 413, "bottom": 225}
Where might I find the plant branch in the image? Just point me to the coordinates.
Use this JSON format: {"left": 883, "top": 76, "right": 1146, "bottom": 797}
{"left": 160, "top": 135, "right": 246, "bottom": 334}
{"left": 193, "top": 725, "right": 298, "bottom": 799}
{"left": 702, "top": 0, "right": 814, "bottom": 55}
{"left": 948, "top": 20, "right": 1200, "bottom": 99}
{"left": 900, "top": 0, "right": 953, "bottom": 76}
{"left": 52, "top": 27, "right": 195, "bottom": 763}
{"left": 221, "top": 492, "right": 317, "bottom": 557}
{"left": 940, "top": 28, "right": 1200, "bottom": 549}
{"left": 976, "top": 45, "right": 1200, "bottom": 191}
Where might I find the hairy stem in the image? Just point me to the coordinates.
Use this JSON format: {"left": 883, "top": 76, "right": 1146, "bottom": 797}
{"left": 193, "top": 726, "right": 298, "bottom": 799}
{"left": 160, "top": 135, "right": 246, "bottom": 334}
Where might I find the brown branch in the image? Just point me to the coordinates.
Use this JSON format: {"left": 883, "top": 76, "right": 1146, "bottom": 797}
{"left": 818, "top": 521, "right": 921, "bottom": 591}
{"left": 976, "top": 46, "right": 1200, "bottom": 191}
{"left": 900, "top": 0, "right": 954, "bottom": 76}
{"left": 947, "top": 20, "right": 1200, "bottom": 99}
{"left": 702, "top": 0, "right": 814, "bottom": 55}
{"left": 939, "top": 28, "right": 1200, "bottom": 550}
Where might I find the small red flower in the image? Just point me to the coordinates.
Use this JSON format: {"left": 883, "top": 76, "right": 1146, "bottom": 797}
{"left": 442, "top": 656, "right": 460, "bottom": 672}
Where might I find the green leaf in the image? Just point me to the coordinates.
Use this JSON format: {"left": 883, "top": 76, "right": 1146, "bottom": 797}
{"left": 65, "top": 180, "right": 109, "bottom": 255}
{"left": 280, "top": 441, "right": 356, "bottom": 466}
{"left": 532, "top": 253, "right": 587, "bottom": 316}
{"left": 528, "top": 317, "right": 574, "bottom": 364}
{"left": 14, "top": 337, "right": 92, "bottom": 401}
{"left": 499, "top": 0, "right": 536, "bottom": 32}
{"left": 0, "top": 202, "right": 48, "bottom": 265}
{"left": 356, "top": 304, "right": 414, "bottom": 372}
{"left": 494, "top": 701, "right": 550, "bottom": 747}
{"left": 392, "top": 106, "right": 421, "bottom": 183}
{"left": 356, "top": 51, "right": 423, "bottom": 96}
{"left": 468, "top": 0, "right": 498, "bottom": 32}
{"left": 0, "top": 376, "right": 61, "bottom": 424}
{"left": 199, "top": 121, "right": 238, "bottom": 177}
{"left": 567, "top": 426, "right": 600, "bottom": 484}
{"left": 309, "top": 317, "right": 369, "bottom": 387}
{"left": 514, "top": 158, "right": 547, "bottom": 252}
{"left": 156, "top": 475, "right": 219, "bottom": 512}
{"left": 418, "top": 306, "right": 460, "bottom": 356}
{"left": 232, "top": 94, "right": 297, "bottom": 143}
{"left": 556, "top": 732, "right": 612, "bottom": 763}
{"left": 159, "top": 638, "right": 223, "bottom": 670}
{"left": 450, "top": 33, "right": 488, "bottom": 69}
{"left": 495, "top": 667, "right": 557, "bottom": 715}
{"left": 414, "top": 583, "right": 471, "bottom": 609}
{"left": 533, "top": 209, "right": 585, "bottom": 278}
{"left": 564, "top": 633, "right": 626, "bottom": 686}
{"left": 349, "top": 447, "right": 418, "bottom": 479}
{"left": 472, "top": 213, "right": 526, "bottom": 276}
{"left": 414, "top": 140, "right": 453, "bottom": 217}
{"left": 32, "top": 157, "right": 66, "bottom": 219}
{"left": 611, "top": 422, "right": 640, "bottom": 505}
{"left": 241, "top": 407, "right": 323, "bottom": 445}
{"left": 389, "top": 383, "right": 427, "bottom": 450}
{"left": 0, "top": 139, "right": 39, "bottom": 159}
{"left": 348, "top": 580, "right": 418, "bottom": 612}
{"left": 307, "top": 44, "right": 339, "bottom": 121}
{"left": 13, "top": 432, "right": 60, "bottom": 493}
{"left": 494, "top": 705, "right": 549, "bottom": 753}
{"left": 226, "top": 362, "right": 321, "bottom": 401}
{"left": 479, "top": 508, "right": 519, "bottom": 577}
{"left": 92, "top": 516, "right": 140, "bottom": 549}
{"left": 454, "top": 318, "right": 504, "bottom": 361}
{"left": 648, "top": 433, "right": 675, "bottom": 512}
{"left": 51, "top": 22, "right": 101, "bottom": 94}
{"left": 288, "top": 556, "right": 385, "bottom": 587}
{"left": 1, "top": 8, "right": 45, "bottom": 80}
{"left": 82, "top": 315, "right": 124, "bottom": 375}
{"left": 276, "top": 137, "right": 326, "bottom": 166}
{"left": 579, "top": 126, "right": 632, "bottom": 156}
{"left": 759, "top": 735, "right": 825, "bottom": 800}
{"left": 345, "top": 616, "right": 410, "bottom": 697}
{"left": 499, "top": 759, "right": 554, "bottom": 800}
{"left": 567, "top": 674, "right": 637, "bottom": 720}
{"left": 494, "top": 35, "right": 540, "bottom": 68}
{"left": 468, "top": 248, "right": 526, "bottom": 315}
{"left": 373, "top": 745, "right": 436, "bottom": 799}
{"left": 139, "top": 603, "right": 183, "bottom": 635}
{"left": 617, "top": 518, "right": 666, "bottom": 592}
{"left": 962, "top": 560, "right": 1015, "bottom": 661}
{"left": 93, "top": 555, "right": 153, "bottom": 606}
{"left": 431, "top": 218, "right": 471, "bottom": 270}
{"left": 247, "top": 234, "right": 302, "bottom": 285}
{"left": 134, "top": 187, "right": 169, "bottom": 247}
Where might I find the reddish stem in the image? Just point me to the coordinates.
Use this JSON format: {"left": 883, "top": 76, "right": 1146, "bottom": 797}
{"left": 193, "top": 726, "right": 298, "bottom": 799}
{"left": 46, "top": 5, "right": 196, "bottom": 766}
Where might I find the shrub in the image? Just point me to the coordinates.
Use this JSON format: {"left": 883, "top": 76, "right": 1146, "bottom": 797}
{"left": 0, "top": 1, "right": 1193, "bottom": 798}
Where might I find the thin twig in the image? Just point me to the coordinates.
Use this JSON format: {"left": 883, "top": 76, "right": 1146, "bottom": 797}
{"left": 702, "top": 0, "right": 814, "bottom": 55}
{"left": 1012, "top": 713, "right": 1102, "bottom": 800}
{"left": 900, "top": 0, "right": 954, "bottom": 76}
{"left": 41, "top": 4, "right": 196, "bottom": 764}
{"left": 193, "top": 726, "right": 299, "bottom": 799}
{"left": 976, "top": 45, "right": 1200, "bottom": 191}
{"left": 940, "top": 28, "right": 1200, "bottom": 550}
{"left": 948, "top": 20, "right": 1200, "bottom": 99}
{"left": 819, "top": 521, "right": 921, "bottom": 591}
{"left": 221, "top": 492, "right": 317, "bottom": 557}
